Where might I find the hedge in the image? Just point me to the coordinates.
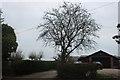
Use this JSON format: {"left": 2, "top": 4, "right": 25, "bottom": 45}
{"left": 57, "top": 63, "right": 98, "bottom": 79}
{"left": 3, "top": 60, "right": 57, "bottom": 76}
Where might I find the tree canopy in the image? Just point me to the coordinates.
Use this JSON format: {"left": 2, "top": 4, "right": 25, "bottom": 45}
{"left": 38, "top": 2, "right": 100, "bottom": 63}
{"left": 2, "top": 24, "right": 18, "bottom": 60}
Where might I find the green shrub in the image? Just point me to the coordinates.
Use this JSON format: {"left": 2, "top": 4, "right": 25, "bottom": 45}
{"left": 57, "top": 63, "right": 97, "bottom": 79}
{"left": 2, "top": 61, "right": 15, "bottom": 76}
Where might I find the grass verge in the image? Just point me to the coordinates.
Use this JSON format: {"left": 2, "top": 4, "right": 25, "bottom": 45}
{"left": 96, "top": 74, "right": 118, "bottom": 80}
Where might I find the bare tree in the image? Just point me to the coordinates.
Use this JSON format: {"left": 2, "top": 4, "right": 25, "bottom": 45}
{"left": 37, "top": 51, "right": 43, "bottom": 60}
{"left": 53, "top": 53, "right": 61, "bottom": 62}
{"left": 28, "top": 51, "right": 43, "bottom": 61}
{"left": 38, "top": 2, "right": 100, "bottom": 63}
{"left": 29, "top": 52, "right": 36, "bottom": 60}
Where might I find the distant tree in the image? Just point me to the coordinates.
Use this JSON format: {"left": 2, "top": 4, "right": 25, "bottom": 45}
{"left": 37, "top": 51, "right": 43, "bottom": 60}
{"left": 53, "top": 54, "right": 61, "bottom": 62}
{"left": 2, "top": 24, "right": 18, "bottom": 60}
{"left": 53, "top": 53, "right": 73, "bottom": 63}
{"left": 29, "top": 52, "right": 36, "bottom": 60}
{"left": 28, "top": 51, "right": 43, "bottom": 61}
{"left": 38, "top": 2, "right": 100, "bottom": 63}
{"left": 10, "top": 50, "right": 24, "bottom": 61}
{"left": 0, "top": 9, "right": 4, "bottom": 24}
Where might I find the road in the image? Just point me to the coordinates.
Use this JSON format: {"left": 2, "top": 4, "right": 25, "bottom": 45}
{"left": 97, "top": 69, "right": 120, "bottom": 78}
{"left": 3, "top": 69, "right": 120, "bottom": 79}
{"left": 16, "top": 69, "right": 120, "bottom": 78}
{"left": 19, "top": 69, "right": 120, "bottom": 78}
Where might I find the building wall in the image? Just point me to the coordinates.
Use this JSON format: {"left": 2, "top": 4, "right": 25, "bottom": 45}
{"left": 113, "top": 58, "right": 119, "bottom": 68}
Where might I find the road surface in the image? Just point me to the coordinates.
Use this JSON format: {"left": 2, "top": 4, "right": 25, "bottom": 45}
{"left": 18, "top": 69, "right": 120, "bottom": 78}
{"left": 3, "top": 69, "right": 120, "bottom": 79}
{"left": 17, "top": 70, "right": 57, "bottom": 78}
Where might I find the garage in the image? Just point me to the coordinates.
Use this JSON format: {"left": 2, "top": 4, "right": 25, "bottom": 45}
{"left": 92, "top": 57, "right": 110, "bottom": 68}
{"left": 78, "top": 50, "right": 120, "bottom": 68}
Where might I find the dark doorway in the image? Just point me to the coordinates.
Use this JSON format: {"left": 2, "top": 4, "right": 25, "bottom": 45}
{"left": 92, "top": 57, "right": 111, "bottom": 68}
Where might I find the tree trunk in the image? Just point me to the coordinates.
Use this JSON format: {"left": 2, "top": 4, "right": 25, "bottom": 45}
{"left": 61, "top": 51, "right": 66, "bottom": 63}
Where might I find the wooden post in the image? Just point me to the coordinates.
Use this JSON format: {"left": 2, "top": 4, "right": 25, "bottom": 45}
{"left": 110, "top": 57, "right": 113, "bottom": 68}
{"left": 89, "top": 57, "right": 92, "bottom": 63}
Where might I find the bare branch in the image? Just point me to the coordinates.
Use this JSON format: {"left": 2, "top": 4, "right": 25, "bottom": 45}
{"left": 37, "top": 2, "right": 100, "bottom": 63}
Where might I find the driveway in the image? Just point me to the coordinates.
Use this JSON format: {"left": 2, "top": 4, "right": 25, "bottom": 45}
{"left": 19, "top": 69, "right": 120, "bottom": 78}
{"left": 17, "top": 70, "right": 57, "bottom": 78}
{"left": 97, "top": 69, "right": 120, "bottom": 78}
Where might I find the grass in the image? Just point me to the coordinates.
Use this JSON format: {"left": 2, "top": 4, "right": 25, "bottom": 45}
{"left": 96, "top": 74, "right": 118, "bottom": 80}
{"left": 54, "top": 73, "right": 118, "bottom": 80}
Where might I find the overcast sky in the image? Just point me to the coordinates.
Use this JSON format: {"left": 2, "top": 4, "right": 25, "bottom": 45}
{"left": 1, "top": 0, "right": 119, "bottom": 59}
